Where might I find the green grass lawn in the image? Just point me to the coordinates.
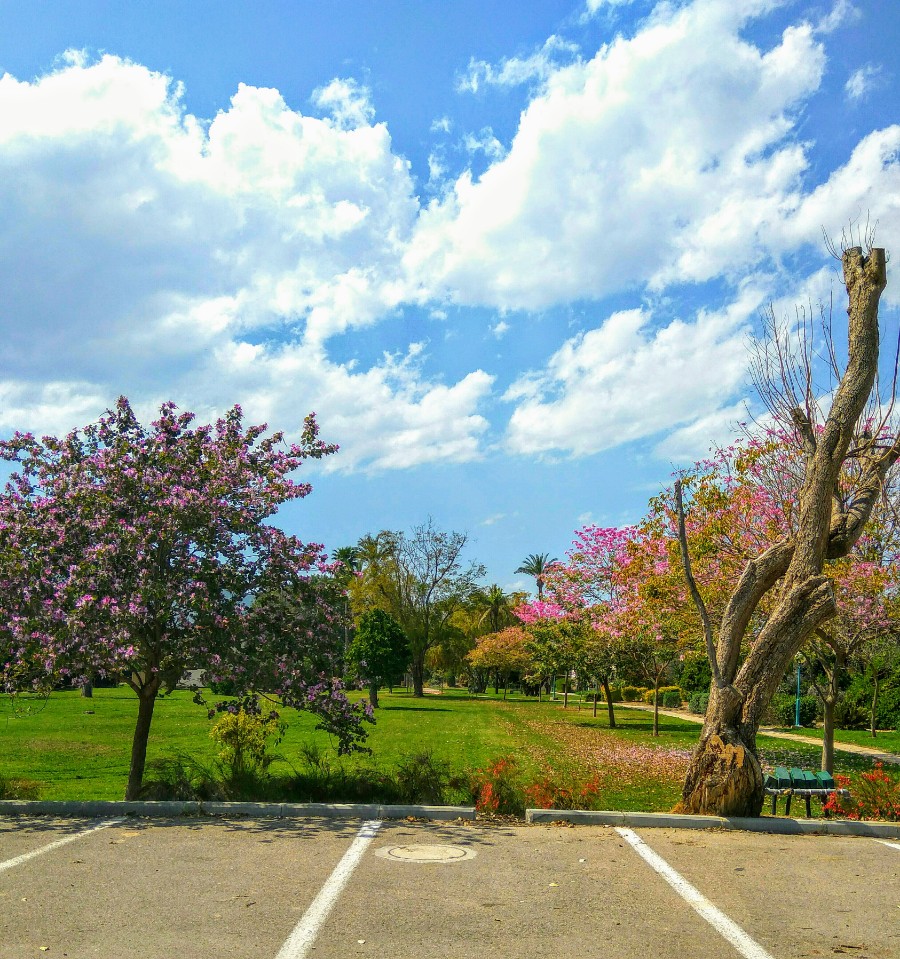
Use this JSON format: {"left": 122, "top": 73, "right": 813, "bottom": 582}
{"left": 767, "top": 725, "right": 900, "bottom": 755}
{"left": 0, "top": 686, "right": 895, "bottom": 812}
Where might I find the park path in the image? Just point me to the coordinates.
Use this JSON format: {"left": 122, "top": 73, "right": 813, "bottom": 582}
{"left": 616, "top": 702, "right": 900, "bottom": 765}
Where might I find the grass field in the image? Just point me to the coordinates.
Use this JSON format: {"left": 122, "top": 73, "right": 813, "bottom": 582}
{"left": 0, "top": 686, "right": 894, "bottom": 812}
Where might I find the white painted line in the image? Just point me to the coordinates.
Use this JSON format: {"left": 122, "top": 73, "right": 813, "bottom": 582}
{"left": 0, "top": 818, "right": 124, "bottom": 874}
{"left": 275, "top": 819, "right": 382, "bottom": 959}
{"left": 616, "top": 827, "right": 776, "bottom": 959}
{"left": 875, "top": 839, "right": 900, "bottom": 852}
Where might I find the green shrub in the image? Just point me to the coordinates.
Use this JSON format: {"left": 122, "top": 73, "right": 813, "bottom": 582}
{"left": 642, "top": 685, "right": 680, "bottom": 705}
{"left": 606, "top": 687, "right": 623, "bottom": 703}
{"left": 678, "top": 654, "right": 712, "bottom": 695}
{"left": 834, "top": 697, "right": 868, "bottom": 730}
{"left": 393, "top": 751, "right": 451, "bottom": 805}
{"left": 210, "top": 708, "right": 285, "bottom": 780}
{"left": 620, "top": 686, "right": 645, "bottom": 702}
{"left": 139, "top": 754, "right": 224, "bottom": 801}
{"left": 770, "top": 693, "right": 818, "bottom": 728}
{"left": 689, "top": 692, "right": 710, "bottom": 715}
{"left": 661, "top": 689, "right": 683, "bottom": 708}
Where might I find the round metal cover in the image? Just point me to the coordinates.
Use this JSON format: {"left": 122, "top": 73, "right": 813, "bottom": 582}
{"left": 376, "top": 843, "right": 476, "bottom": 864}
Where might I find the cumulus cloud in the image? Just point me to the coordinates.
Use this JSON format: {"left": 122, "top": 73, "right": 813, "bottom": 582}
{"left": 0, "top": 54, "right": 491, "bottom": 468}
{"left": 407, "top": 0, "right": 830, "bottom": 310}
{"left": 503, "top": 288, "right": 761, "bottom": 457}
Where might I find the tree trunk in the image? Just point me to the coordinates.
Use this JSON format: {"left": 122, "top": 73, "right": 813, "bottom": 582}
{"left": 563, "top": 674, "right": 569, "bottom": 709}
{"left": 602, "top": 677, "right": 616, "bottom": 728}
{"left": 871, "top": 674, "right": 880, "bottom": 738}
{"left": 678, "top": 246, "right": 889, "bottom": 817}
{"left": 822, "top": 696, "right": 835, "bottom": 774}
{"left": 369, "top": 681, "right": 379, "bottom": 710}
{"left": 125, "top": 685, "right": 160, "bottom": 800}
{"left": 593, "top": 680, "right": 599, "bottom": 718}
{"left": 80, "top": 680, "right": 93, "bottom": 698}
{"left": 653, "top": 681, "right": 659, "bottom": 737}
{"left": 411, "top": 657, "right": 425, "bottom": 698}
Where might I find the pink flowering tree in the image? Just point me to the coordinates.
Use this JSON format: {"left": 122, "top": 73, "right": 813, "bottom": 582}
{"left": 0, "top": 397, "right": 372, "bottom": 799}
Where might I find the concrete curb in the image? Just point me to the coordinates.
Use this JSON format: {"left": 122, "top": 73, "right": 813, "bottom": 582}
{"left": 0, "top": 800, "right": 475, "bottom": 821}
{"left": 525, "top": 807, "right": 900, "bottom": 838}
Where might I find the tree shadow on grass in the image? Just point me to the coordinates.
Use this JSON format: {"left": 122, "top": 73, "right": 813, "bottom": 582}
{"left": 378, "top": 706, "right": 452, "bottom": 713}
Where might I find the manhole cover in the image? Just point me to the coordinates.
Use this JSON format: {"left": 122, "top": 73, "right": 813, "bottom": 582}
{"left": 376, "top": 844, "right": 477, "bottom": 864}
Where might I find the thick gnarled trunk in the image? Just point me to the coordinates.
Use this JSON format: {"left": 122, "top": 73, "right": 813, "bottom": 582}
{"left": 678, "top": 247, "right": 889, "bottom": 816}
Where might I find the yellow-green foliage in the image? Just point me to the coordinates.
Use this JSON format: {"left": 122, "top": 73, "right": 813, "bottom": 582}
{"left": 209, "top": 710, "right": 283, "bottom": 778}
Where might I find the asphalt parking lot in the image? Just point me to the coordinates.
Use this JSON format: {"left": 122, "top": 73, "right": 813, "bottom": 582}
{"left": 0, "top": 816, "right": 897, "bottom": 959}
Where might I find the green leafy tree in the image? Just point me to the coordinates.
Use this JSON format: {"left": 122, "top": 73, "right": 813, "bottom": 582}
{"left": 348, "top": 609, "right": 410, "bottom": 708}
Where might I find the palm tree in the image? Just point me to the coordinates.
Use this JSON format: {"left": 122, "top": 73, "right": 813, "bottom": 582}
{"left": 515, "top": 552, "right": 558, "bottom": 600}
{"left": 471, "top": 584, "right": 522, "bottom": 633}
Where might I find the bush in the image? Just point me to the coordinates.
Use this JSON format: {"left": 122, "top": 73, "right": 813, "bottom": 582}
{"left": 824, "top": 764, "right": 900, "bottom": 821}
{"left": 0, "top": 772, "right": 40, "bottom": 800}
{"left": 620, "top": 686, "right": 645, "bottom": 702}
{"left": 140, "top": 754, "right": 224, "bottom": 801}
{"left": 834, "top": 697, "right": 868, "bottom": 730}
{"left": 770, "top": 693, "right": 818, "bottom": 728}
{"left": 689, "top": 692, "right": 710, "bottom": 715}
{"left": 605, "top": 687, "right": 623, "bottom": 703}
{"left": 210, "top": 708, "right": 285, "bottom": 780}
{"left": 463, "top": 756, "right": 525, "bottom": 816}
{"left": 662, "top": 690, "right": 682, "bottom": 708}
{"left": 678, "top": 654, "right": 712, "bottom": 695}
{"left": 524, "top": 775, "right": 603, "bottom": 810}
{"left": 393, "top": 751, "right": 451, "bottom": 805}
{"left": 642, "top": 685, "right": 680, "bottom": 705}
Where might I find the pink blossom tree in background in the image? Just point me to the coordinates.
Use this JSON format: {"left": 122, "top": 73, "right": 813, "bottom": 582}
{"left": 0, "top": 397, "right": 372, "bottom": 799}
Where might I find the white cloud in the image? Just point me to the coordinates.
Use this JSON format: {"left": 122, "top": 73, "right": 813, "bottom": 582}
{"left": 0, "top": 54, "right": 492, "bottom": 469}
{"left": 503, "top": 287, "right": 762, "bottom": 457}
{"left": 815, "top": 0, "right": 861, "bottom": 35}
{"left": 408, "top": 0, "right": 827, "bottom": 310}
{"left": 463, "top": 128, "right": 505, "bottom": 161}
{"left": 491, "top": 320, "right": 510, "bottom": 339}
{"left": 845, "top": 64, "right": 882, "bottom": 102}
{"left": 457, "top": 35, "right": 580, "bottom": 93}
{"left": 481, "top": 513, "right": 507, "bottom": 526}
{"left": 312, "top": 77, "right": 375, "bottom": 129}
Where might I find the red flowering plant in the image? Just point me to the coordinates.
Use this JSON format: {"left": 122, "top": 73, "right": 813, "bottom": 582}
{"left": 823, "top": 764, "right": 900, "bottom": 822}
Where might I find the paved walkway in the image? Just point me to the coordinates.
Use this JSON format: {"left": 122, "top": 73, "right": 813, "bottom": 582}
{"left": 617, "top": 702, "right": 900, "bottom": 765}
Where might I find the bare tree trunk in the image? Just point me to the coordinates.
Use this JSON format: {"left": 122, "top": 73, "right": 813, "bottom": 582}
{"left": 822, "top": 695, "right": 835, "bottom": 774}
{"left": 80, "top": 680, "right": 93, "bottom": 698}
{"left": 593, "top": 680, "right": 599, "bottom": 718}
{"left": 563, "top": 674, "right": 569, "bottom": 709}
{"left": 679, "top": 247, "right": 889, "bottom": 817}
{"left": 125, "top": 682, "right": 160, "bottom": 800}
{"left": 871, "top": 674, "right": 880, "bottom": 738}
{"left": 653, "top": 680, "right": 660, "bottom": 737}
{"left": 369, "top": 681, "right": 379, "bottom": 710}
{"left": 411, "top": 657, "right": 425, "bottom": 698}
{"left": 602, "top": 677, "right": 616, "bottom": 728}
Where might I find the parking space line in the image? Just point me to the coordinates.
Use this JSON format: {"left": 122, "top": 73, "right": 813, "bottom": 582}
{"left": 274, "top": 819, "right": 382, "bottom": 959}
{"left": 0, "top": 818, "right": 124, "bottom": 874}
{"left": 875, "top": 839, "right": 900, "bottom": 852}
{"left": 615, "top": 827, "right": 776, "bottom": 959}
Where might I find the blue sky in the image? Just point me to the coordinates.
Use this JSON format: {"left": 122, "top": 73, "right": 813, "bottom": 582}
{"left": 0, "top": 0, "right": 898, "bottom": 590}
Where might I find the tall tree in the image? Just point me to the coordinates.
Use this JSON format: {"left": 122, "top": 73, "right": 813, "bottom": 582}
{"left": 347, "top": 608, "right": 410, "bottom": 708}
{"left": 350, "top": 520, "right": 484, "bottom": 696}
{"left": 0, "top": 398, "right": 371, "bottom": 799}
{"left": 515, "top": 552, "right": 558, "bottom": 600}
{"left": 676, "top": 245, "right": 894, "bottom": 816}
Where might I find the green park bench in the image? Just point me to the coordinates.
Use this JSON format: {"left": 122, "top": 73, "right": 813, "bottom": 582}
{"left": 763, "top": 766, "right": 849, "bottom": 817}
